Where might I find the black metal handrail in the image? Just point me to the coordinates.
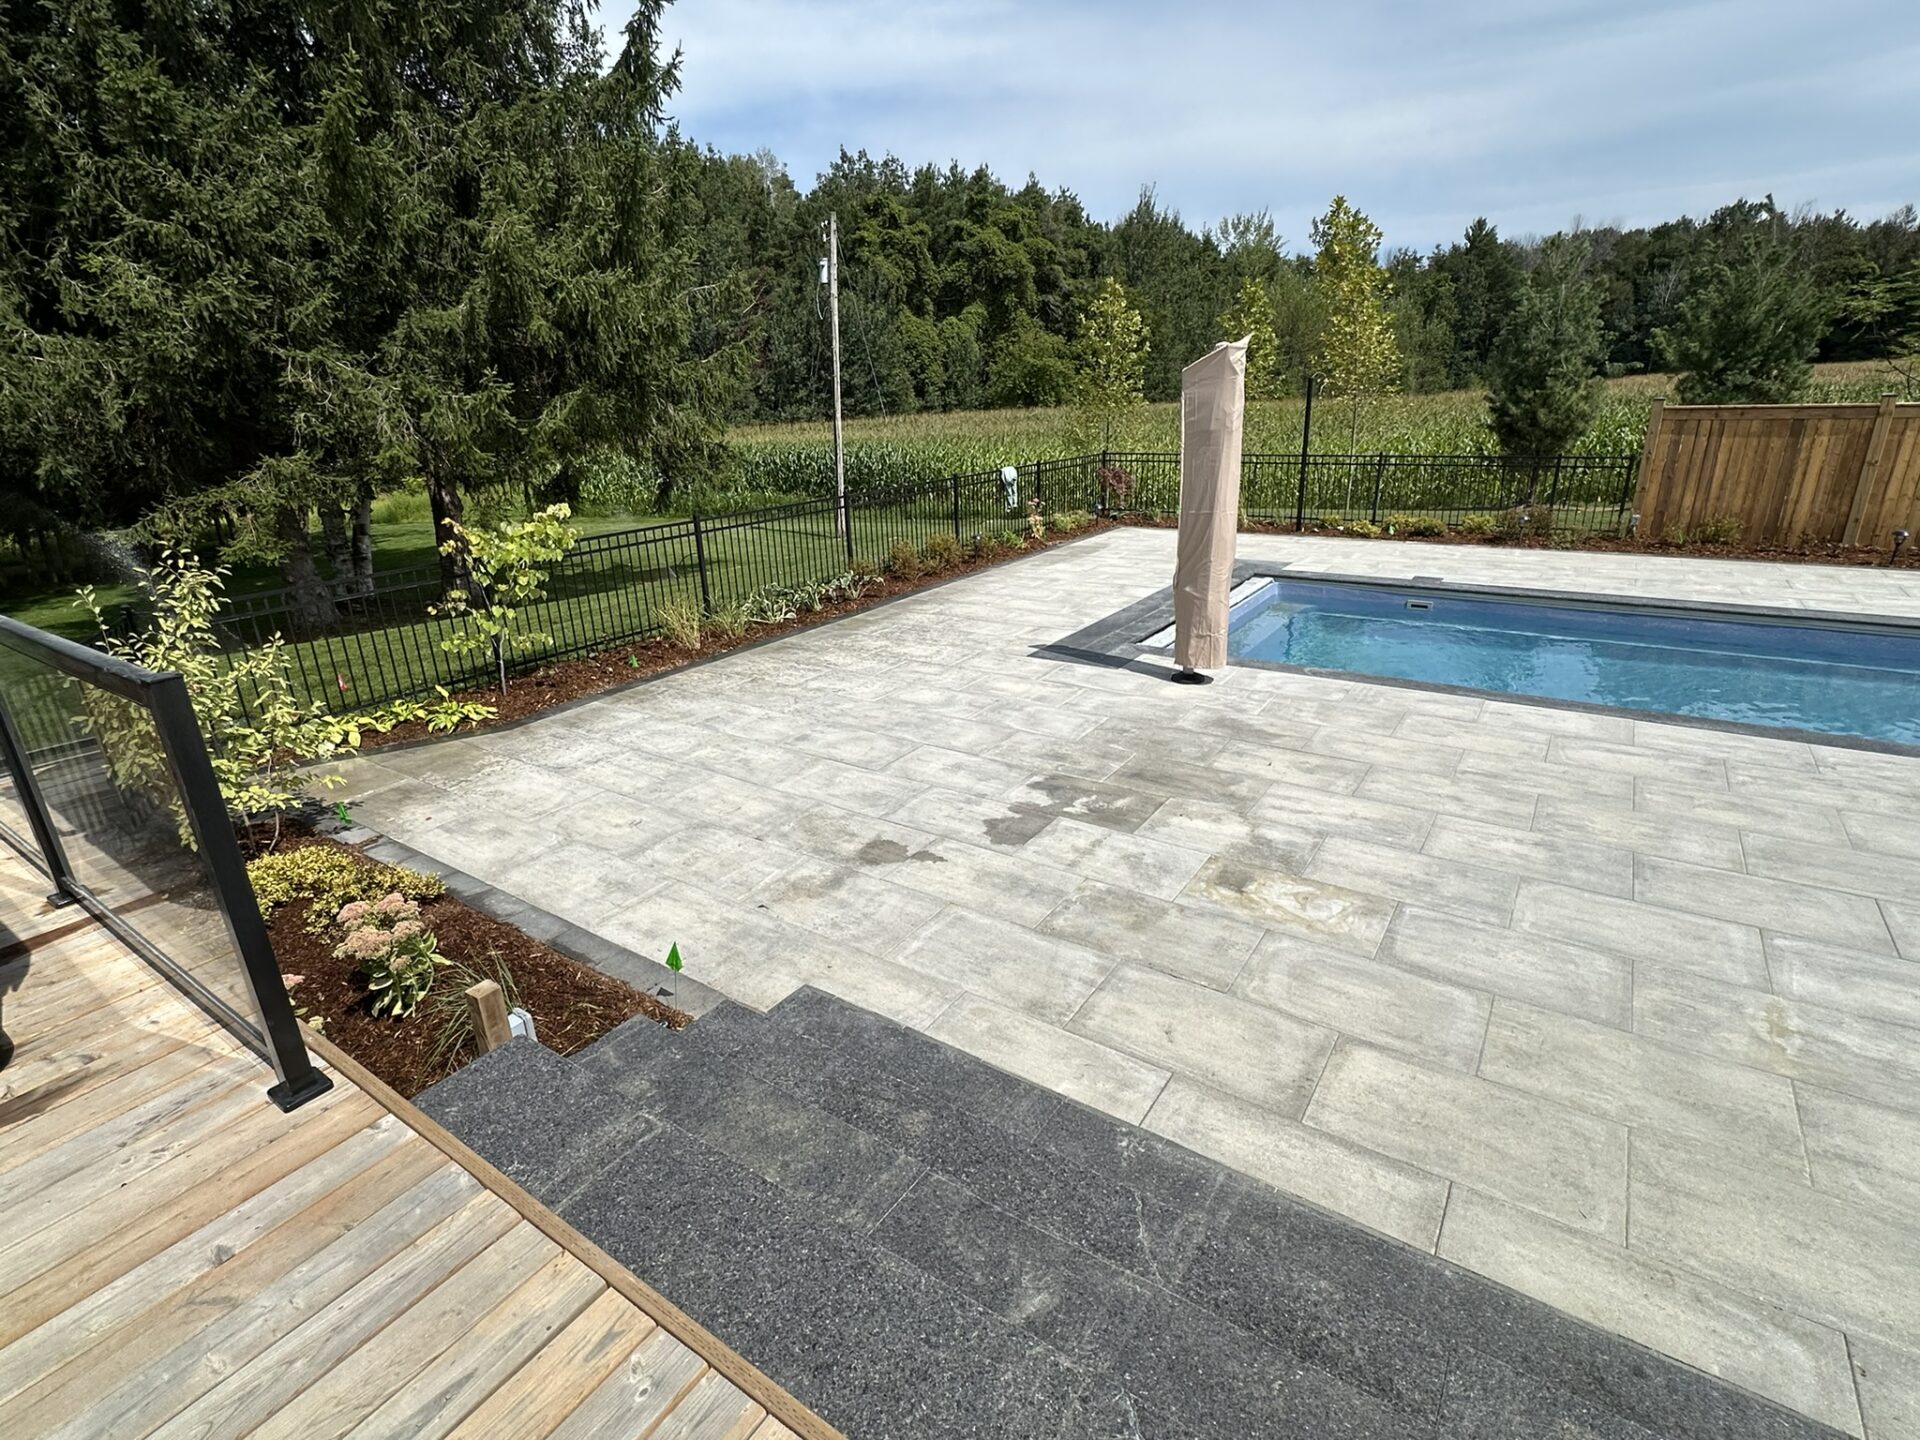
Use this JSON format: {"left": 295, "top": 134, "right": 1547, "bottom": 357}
{"left": 0, "top": 614, "right": 330, "bottom": 1111}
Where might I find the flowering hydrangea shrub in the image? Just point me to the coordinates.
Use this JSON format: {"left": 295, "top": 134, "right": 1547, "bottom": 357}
{"left": 334, "top": 893, "right": 444, "bottom": 1018}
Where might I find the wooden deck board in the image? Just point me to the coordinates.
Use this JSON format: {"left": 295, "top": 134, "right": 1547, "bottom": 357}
{"left": 0, "top": 843, "right": 837, "bottom": 1440}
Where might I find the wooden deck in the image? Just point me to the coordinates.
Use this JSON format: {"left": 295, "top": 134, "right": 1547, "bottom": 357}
{"left": 0, "top": 855, "right": 832, "bottom": 1440}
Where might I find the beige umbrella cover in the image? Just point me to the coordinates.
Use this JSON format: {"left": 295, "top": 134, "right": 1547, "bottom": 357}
{"left": 1173, "top": 338, "right": 1250, "bottom": 672}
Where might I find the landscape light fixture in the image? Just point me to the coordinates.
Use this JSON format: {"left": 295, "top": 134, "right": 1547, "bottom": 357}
{"left": 1895, "top": 528, "right": 1911, "bottom": 562}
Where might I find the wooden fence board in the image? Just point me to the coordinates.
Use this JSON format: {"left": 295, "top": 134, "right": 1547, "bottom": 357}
{"left": 1636, "top": 398, "right": 1919, "bottom": 545}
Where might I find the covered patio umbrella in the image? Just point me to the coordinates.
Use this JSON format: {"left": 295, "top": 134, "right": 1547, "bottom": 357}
{"left": 1171, "top": 338, "right": 1250, "bottom": 683}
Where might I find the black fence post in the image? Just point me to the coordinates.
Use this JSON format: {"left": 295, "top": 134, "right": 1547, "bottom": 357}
{"left": 951, "top": 475, "right": 962, "bottom": 540}
{"left": 1548, "top": 456, "right": 1564, "bottom": 511}
{"left": 1295, "top": 374, "right": 1315, "bottom": 532}
{"left": 841, "top": 491, "right": 856, "bottom": 567}
{"left": 1370, "top": 453, "right": 1387, "bottom": 524}
{"left": 691, "top": 510, "right": 712, "bottom": 614}
{"left": 0, "top": 687, "right": 77, "bottom": 907}
{"left": 146, "top": 674, "right": 332, "bottom": 1111}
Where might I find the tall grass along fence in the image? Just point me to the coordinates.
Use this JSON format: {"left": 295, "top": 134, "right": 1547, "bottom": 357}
{"left": 146, "top": 449, "right": 1634, "bottom": 718}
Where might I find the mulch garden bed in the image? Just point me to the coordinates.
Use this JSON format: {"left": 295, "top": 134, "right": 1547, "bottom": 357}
{"left": 256, "top": 831, "right": 685, "bottom": 1097}
{"left": 355, "top": 516, "right": 1124, "bottom": 748}
{"left": 347, "top": 509, "right": 1912, "bottom": 753}
{"left": 1118, "top": 510, "right": 1919, "bottom": 566}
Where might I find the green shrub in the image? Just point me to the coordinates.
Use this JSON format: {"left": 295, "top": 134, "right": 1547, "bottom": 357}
{"left": 884, "top": 538, "right": 924, "bottom": 578}
{"left": 1692, "top": 515, "right": 1743, "bottom": 545}
{"left": 425, "top": 951, "right": 522, "bottom": 1073}
{"left": 80, "top": 549, "right": 353, "bottom": 844}
{"left": 1402, "top": 515, "right": 1445, "bottom": 537}
{"left": 1050, "top": 510, "right": 1093, "bottom": 534}
{"left": 657, "top": 596, "right": 703, "bottom": 649}
{"left": 368, "top": 487, "right": 433, "bottom": 525}
{"left": 1495, "top": 506, "right": 1554, "bottom": 540}
{"left": 249, "top": 846, "right": 444, "bottom": 931}
{"left": 1345, "top": 519, "right": 1382, "bottom": 539}
{"left": 1456, "top": 513, "right": 1496, "bottom": 535}
{"left": 431, "top": 504, "right": 579, "bottom": 694}
{"left": 920, "top": 533, "right": 962, "bottom": 570}
{"left": 335, "top": 893, "right": 444, "bottom": 1018}
{"left": 1313, "top": 514, "right": 1346, "bottom": 531}
{"left": 741, "top": 585, "right": 800, "bottom": 624}
{"left": 703, "top": 601, "right": 750, "bottom": 640}
{"left": 995, "top": 528, "right": 1025, "bottom": 550}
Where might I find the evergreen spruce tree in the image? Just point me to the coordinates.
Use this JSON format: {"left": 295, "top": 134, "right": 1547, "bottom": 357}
{"left": 0, "top": 0, "right": 731, "bottom": 612}
{"left": 1486, "top": 235, "right": 1608, "bottom": 462}
{"left": 1654, "top": 207, "right": 1830, "bottom": 404}
{"left": 1217, "top": 278, "right": 1283, "bottom": 400}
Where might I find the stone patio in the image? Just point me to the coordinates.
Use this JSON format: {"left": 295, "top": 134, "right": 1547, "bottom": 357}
{"left": 334, "top": 528, "right": 1920, "bottom": 1439}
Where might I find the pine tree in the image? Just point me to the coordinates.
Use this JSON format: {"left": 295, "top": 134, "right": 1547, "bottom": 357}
{"left": 1218, "top": 278, "right": 1283, "bottom": 400}
{"left": 0, "top": 0, "right": 733, "bottom": 613}
{"left": 1310, "top": 196, "right": 1401, "bottom": 449}
{"left": 1654, "top": 208, "right": 1830, "bottom": 404}
{"left": 1486, "top": 235, "right": 1608, "bottom": 462}
{"left": 1072, "top": 277, "right": 1149, "bottom": 444}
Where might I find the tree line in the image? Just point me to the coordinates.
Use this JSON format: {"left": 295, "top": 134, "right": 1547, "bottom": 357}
{"left": 4, "top": 0, "right": 1917, "bottom": 609}
{"left": 697, "top": 151, "right": 1920, "bottom": 422}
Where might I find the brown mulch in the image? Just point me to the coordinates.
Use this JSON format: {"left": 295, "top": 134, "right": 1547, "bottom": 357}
{"left": 348, "top": 509, "right": 1914, "bottom": 752}
{"left": 356, "top": 517, "right": 1123, "bottom": 748}
{"left": 1118, "top": 510, "right": 1918, "bottom": 565}
{"left": 260, "top": 832, "right": 685, "bottom": 1097}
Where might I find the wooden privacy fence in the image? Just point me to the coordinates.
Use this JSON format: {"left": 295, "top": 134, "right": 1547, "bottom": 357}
{"left": 1633, "top": 394, "right": 1920, "bottom": 546}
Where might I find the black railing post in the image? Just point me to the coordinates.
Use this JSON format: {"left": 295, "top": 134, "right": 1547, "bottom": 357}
{"left": 146, "top": 674, "right": 331, "bottom": 1111}
{"left": 1548, "top": 456, "right": 1564, "bottom": 511}
{"left": 691, "top": 510, "right": 712, "bottom": 614}
{"left": 0, "top": 687, "right": 78, "bottom": 907}
{"left": 1295, "top": 373, "right": 1315, "bottom": 532}
{"left": 951, "top": 475, "right": 962, "bottom": 540}
{"left": 841, "top": 491, "right": 856, "bottom": 567}
{"left": 1370, "top": 453, "right": 1387, "bottom": 523}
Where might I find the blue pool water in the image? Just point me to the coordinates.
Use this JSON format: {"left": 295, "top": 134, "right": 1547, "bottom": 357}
{"left": 1225, "top": 578, "right": 1920, "bottom": 744}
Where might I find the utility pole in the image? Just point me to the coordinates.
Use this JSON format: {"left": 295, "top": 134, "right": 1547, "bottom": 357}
{"left": 822, "top": 211, "right": 846, "bottom": 537}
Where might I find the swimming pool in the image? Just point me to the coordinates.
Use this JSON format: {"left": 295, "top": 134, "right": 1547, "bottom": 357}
{"left": 1222, "top": 576, "right": 1920, "bottom": 745}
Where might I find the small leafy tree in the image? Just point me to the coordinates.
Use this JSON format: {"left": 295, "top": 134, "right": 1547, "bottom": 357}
{"left": 1073, "top": 277, "right": 1149, "bottom": 445}
{"left": 433, "top": 505, "right": 579, "bottom": 694}
{"left": 1218, "top": 278, "right": 1284, "bottom": 400}
{"left": 79, "top": 550, "right": 350, "bottom": 846}
{"left": 1654, "top": 215, "right": 1831, "bottom": 404}
{"left": 1311, "top": 196, "right": 1402, "bottom": 450}
{"left": 1487, "top": 235, "right": 1608, "bottom": 462}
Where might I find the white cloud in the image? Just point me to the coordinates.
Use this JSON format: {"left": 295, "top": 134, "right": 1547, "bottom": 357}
{"left": 598, "top": 0, "right": 1918, "bottom": 249}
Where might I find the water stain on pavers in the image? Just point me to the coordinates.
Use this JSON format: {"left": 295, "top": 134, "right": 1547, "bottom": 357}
{"left": 857, "top": 837, "right": 944, "bottom": 865}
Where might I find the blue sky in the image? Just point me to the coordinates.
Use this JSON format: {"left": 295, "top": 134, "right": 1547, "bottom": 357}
{"left": 607, "top": 0, "right": 1917, "bottom": 253}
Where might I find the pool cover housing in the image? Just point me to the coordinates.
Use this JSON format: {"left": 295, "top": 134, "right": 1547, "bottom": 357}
{"left": 1173, "top": 338, "right": 1249, "bottom": 671}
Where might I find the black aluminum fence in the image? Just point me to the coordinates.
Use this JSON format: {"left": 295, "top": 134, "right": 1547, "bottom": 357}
{"left": 137, "top": 448, "right": 1634, "bottom": 717}
{"left": 1095, "top": 450, "right": 1639, "bottom": 533}
{"left": 0, "top": 615, "right": 329, "bottom": 1109}
{"left": 209, "top": 461, "right": 1089, "bottom": 716}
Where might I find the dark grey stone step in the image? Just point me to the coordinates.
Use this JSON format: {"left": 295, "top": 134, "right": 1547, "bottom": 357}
{"left": 707, "top": 992, "right": 1845, "bottom": 1440}
{"left": 415, "top": 1037, "right": 660, "bottom": 1207}
{"left": 554, "top": 1108, "right": 1139, "bottom": 1440}
{"left": 591, "top": 1040, "right": 928, "bottom": 1231}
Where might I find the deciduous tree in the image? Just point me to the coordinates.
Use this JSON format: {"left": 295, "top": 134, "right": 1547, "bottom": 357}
{"left": 1218, "top": 278, "right": 1284, "bottom": 400}
{"left": 1310, "top": 196, "right": 1401, "bottom": 448}
{"left": 1072, "top": 278, "right": 1149, "bottom": 444}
